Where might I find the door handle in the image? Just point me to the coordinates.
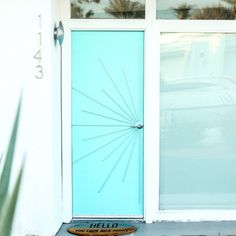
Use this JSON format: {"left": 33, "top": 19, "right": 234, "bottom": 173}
{"left": 130, "top": 121, "right": 144, "bottom": 129}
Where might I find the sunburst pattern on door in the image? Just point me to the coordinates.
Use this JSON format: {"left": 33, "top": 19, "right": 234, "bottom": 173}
{"left": 72, "top": 59, "right": 143, "bottom": 193}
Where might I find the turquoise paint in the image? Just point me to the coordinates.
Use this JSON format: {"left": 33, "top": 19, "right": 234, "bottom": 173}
{"left": 160, "top": 33, "right": 236, "bottom": 210}
{"left": 72, "top": 31, "right": 144, "bottom": 216}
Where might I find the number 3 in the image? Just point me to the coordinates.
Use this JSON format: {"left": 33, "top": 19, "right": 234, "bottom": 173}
{"left": 35, "top": 65, "right": 43, "bottom": 79}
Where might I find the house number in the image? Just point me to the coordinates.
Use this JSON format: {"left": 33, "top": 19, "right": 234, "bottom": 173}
{"left": 34, "top": 14, "right": 43, "bottom": 79}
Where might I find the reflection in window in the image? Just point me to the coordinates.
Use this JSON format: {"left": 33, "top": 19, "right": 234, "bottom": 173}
{"left": 160, "top": 33, "right": 236, "bottom": 210}
{"left": 157, "top": 0, "right": 236, "bottom": 19}
{"left": 71, "top": 0, "right": 145, "bottom": 19}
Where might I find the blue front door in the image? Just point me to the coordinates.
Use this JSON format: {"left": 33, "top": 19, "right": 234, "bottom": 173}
{"left": 71, "top": 31, "right": 144, "bottom": 217}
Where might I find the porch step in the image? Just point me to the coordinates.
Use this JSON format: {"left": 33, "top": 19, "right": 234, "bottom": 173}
{"left": 56, "top": 221, "right": 236, "bottom": 236}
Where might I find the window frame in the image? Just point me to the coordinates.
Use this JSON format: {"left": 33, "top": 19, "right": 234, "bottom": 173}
{"left": 59, "top": 0, "right": 236, "bottom": 223}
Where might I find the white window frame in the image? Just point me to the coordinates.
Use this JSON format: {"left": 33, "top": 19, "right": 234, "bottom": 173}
{"left": 59, "top": 0, "right": 236, "bottom": 223}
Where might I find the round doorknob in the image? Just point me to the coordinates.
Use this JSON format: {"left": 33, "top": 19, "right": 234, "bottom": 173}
{"left": 131, "top": 121, "right": 144, "bottom": 129}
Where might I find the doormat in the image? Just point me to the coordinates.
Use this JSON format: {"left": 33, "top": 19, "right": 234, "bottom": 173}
{"left": 67, "top": 222, "right": 137, "bottom": 236}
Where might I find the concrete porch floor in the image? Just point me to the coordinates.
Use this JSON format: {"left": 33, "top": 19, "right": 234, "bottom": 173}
{"left": 56, "top": 221, "right": 236, "bottom": 236}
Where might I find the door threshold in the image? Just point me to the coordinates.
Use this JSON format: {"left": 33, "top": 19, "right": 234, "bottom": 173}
{"left": 71, "top": 216, "right": 144, "bottom": 222}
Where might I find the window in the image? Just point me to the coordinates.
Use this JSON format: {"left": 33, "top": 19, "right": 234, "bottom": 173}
{"left": 71, "top": 0, "right": 145, "bottom": 19}
{"left": 156, "top": 0, "right": 236, "bottom": 19}
{"left": 60, "top": 0, "right": 236, "bottom": 223}
{"left": 160, "top": 33, "right": 236, "bottom": 210}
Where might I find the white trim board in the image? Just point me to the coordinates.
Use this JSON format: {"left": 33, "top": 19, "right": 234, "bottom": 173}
{"left": 59, "top": 0, "right": 236, "bottom": 223}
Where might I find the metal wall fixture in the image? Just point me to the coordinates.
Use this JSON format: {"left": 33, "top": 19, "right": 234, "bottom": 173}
{"left": 54, "top": 21, "right": 64, "bottom": 46}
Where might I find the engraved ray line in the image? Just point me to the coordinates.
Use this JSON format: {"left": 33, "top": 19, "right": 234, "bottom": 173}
{"left": 73, "top": 129, "right": 133, "bottom": 164}
{"left": 72, "top": 124, "right": 130, "bottom": 127}
{"left": 72, "top": 87, "right": 133, "bottom": 123}
{"left": 102, "top": 131, "right": 135, "bottom": 162}
{"left": 123, "top": 70, "right": 138, "bottom": 121}
{"left": 83, "top": 127, "right": 131, "bottom": 141}
{"left": 82, "top": 110, "right": 131, "bottom": 125}
{"left": 102, "top": 89, "right": 135, "bottom": 122}
{"left": 98, "top": 58, "right": 137, "bottom": 121}
{"left": 122, "top": 131, "right": 138, "bottom": 182}
{"left": 98, "top": 133, "right": 134, "bottom": 193}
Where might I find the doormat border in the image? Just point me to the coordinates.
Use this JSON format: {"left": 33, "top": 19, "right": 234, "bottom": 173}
{"left": 67, "top": 222, "right": 137, "bottom": 235}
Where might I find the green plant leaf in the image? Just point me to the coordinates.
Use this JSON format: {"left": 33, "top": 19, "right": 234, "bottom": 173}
{"left": 0, "top": 165, "right": 23, "bottom": 236}
{"left": 0, "top": 99, "right": 21, "bottom": 212}
{"left": 0, "top": 153, "right": 3, "bottom": 166}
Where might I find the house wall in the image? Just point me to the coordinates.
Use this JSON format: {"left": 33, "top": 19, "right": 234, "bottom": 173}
{"left": 0, "top": 0, "right": 62, "bottom": 235}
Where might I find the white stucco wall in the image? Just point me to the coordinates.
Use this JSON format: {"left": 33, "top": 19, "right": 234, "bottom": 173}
{"left": 0, "top": 0, "right": 62, "bottom": 235}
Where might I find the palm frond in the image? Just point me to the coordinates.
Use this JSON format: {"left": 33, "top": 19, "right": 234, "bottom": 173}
{"left": 0, "top": 166, "right": 23, "bottom": 236}
{"left": 173, "top": 3, "right": 192, "bottom": 19}
{"left": 0, "top": 98, "right": 23, "bottom": 236}
{"left": 0, "top": 99, "right": 21, "bottom": 213}
{"left": 191, "top": 5, "right": 235, "bottom": 19}
{"left": 105, "top": 0, "right": 145, "bottom": 19}
{"left": 222, "top": 0, "right": 236, "bottom": 5}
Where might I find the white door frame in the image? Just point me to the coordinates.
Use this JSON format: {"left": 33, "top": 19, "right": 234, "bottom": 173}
{"left": 59, "top": 0, "right": 236, "bottom": 223}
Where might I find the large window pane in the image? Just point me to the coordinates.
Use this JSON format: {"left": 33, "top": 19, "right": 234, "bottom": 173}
{"left": 157, "top": 0, "right": 236, "bottom": 19}
{"left": 160, "top": 33, "right": 236, "bottom": 210}
{"left": 71, "top": 0, "right": 145, "bottom": 19}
